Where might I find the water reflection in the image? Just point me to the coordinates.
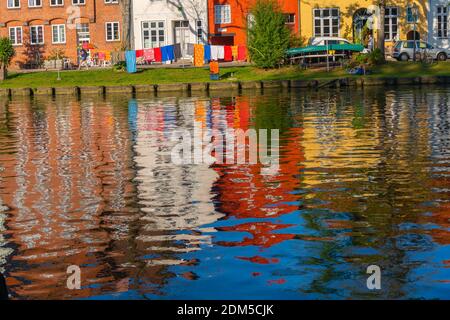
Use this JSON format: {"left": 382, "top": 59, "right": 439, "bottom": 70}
{"left": 0, "top": 87, "right": 449, "bottom": 299}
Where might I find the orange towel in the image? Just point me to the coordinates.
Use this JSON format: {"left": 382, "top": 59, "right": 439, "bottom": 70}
{"left": 210, "top": 61, "right": 219, "bottom": 74}
{"left": 194, "top": 44, "right": 204, "bottom": 67}
{"left": 231, "top": 46, "right": 238, "bottom": 60}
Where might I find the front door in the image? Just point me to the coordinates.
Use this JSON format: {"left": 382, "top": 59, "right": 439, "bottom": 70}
{"left": 174, "top": 20, "right": 190, "bottom": 57}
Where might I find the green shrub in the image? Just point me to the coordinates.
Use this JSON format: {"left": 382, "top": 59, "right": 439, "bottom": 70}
{"left": 347, "top": 48, "right": 385, "bottom": 69}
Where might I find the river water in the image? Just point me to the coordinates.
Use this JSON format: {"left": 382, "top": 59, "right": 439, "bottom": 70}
{"left": 0, "top": 86, "right": 449, "bottom": 299}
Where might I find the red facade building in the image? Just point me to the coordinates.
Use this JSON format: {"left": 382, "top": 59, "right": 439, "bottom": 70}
{"left": 208, "top": 0, "right": 299, "bottom": 45}
{"left": 0, "top": 0, "right": 123, "bottom": 69}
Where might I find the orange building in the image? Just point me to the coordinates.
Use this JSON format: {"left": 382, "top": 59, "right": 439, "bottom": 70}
{"left": 208, "top": 0, "right": 299, "bottom": 45}
{"left": 0, "top": 0, "right": 123, "bottom": 69}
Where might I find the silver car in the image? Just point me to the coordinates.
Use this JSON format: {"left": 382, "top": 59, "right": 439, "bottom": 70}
{"left": 392, "top": 40, "right": 449, "bottom": 61}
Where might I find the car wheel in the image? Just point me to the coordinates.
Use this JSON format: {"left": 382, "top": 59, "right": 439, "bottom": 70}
{"left": 400, "top": 53, "right": 409, "bottom": 61}
{"left": 437, "top": 52, "right": 447, "bottom": 61}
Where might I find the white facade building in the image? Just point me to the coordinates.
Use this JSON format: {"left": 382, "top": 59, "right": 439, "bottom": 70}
{"left": 132, "top": 0, "right": 208, "bottom": 57}
{"left": 428, "top": 0, "right": 450, "bottom": 49}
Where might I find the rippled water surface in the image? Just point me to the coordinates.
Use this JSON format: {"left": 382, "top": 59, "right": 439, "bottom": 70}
{"left": 1, "top": 86, "right": 450, "bottom": 299}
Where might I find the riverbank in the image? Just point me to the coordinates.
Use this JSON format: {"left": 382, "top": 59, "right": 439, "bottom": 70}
{"left": 0, "top": 62, "right": 450, "bottom": 95}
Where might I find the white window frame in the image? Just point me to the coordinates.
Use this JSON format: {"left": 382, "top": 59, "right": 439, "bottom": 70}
{"left": 104, "top": 0, "right": 118, "bottom": 3}
{"left": 384, "top": 7, "right": 398, "bottom": 41}
{"left": 105, "top": 21, "right": 120, "bottom": 41}
{"left": 9, "top": 26, "right": 22, "bottom": 45}
{"left": 313, "top": 8, "right": 340, "bottom": 37}
{"left": 52, "top": 24, "right": 66, "bottom": 44}
{"left": 142, "top": 21, "right": 165, "bottom": 48}
{"left": 214, "top": 5, "right": 231, "bottom": 24}
{"left": 7, "top": 0, "right": 20, "bottom": 8}
{"left": 28, "top": 0, "right": 41, "bottom": 7}
{"left": 72, "top": 0, "right": 84, "bottom": 5}
{"left": 30, "top": 25, "right": 44, "bottom": 45}
{"left": 437, "top": 5, "right": 448, "bottom": 39}
{"left": 50, "top": 0, "right": 63, "bottom": 6}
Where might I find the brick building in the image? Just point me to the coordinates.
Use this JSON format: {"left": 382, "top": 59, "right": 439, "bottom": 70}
{"left": 207, "top": 0, "right": 299, "bottom": 45}
{"left": 0, "top": 0, "right": 124, "bottom": 69}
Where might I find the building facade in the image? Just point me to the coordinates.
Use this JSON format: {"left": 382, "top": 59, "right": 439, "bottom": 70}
{"left": 0, "top": 0, "right": 124, "bottom": 69}
{"left": 131, "top": 0, "right": 208, "bottom": 57}
{"left": 428, "top": 0, "right": 449, "bottom": 49}
{"left": 299, "top": 0, "right": 428, "bottom": 50}
{"left": 207, "top": 0, "right": 299, "bottom": 46}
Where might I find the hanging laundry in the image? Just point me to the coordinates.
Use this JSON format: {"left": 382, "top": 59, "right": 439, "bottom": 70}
{"left": 173, "top": 43, "right": 182, "bottom": 59}
{"left": 238, "top": 45, "right": 247, "bottom": 61}
{"left": 161, "top": 45, "right": 175, "bottom": 62}
{"left": 187, "top": 43, "right": 194, "bottom": 56}
{"left": 154, "top": 47, "right": 162, "bottom": 62}
{"left": 210, "top": 45, "right": 222, "bottom": 60}
{"left": 143, "top": 48, "right": 154, "bottom": 62}
{"left": 136, "top": 49, "right": 144, "bottom": 58}
{"left": 210, "top": 61, "right": 219, "bottom": 74}
{"left": 204, "top": 45, "right": 211, "bottom": 63}
{"left": 224, "top": 46, "right": 232, "bottom": 61}
{"left": 125, "top": 50, "right": 137, "bottom": 73}
{"left": 231, "top": 46, "right": 238, "bottom": 60}
{"left": 194, "top": 44, "right": 204, "bottom": 67}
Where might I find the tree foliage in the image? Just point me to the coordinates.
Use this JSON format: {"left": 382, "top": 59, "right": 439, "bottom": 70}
{"left": 247, "top": 0, "right": 290, "bottom": 68}
{"left": 0, "top": 37, "right": 15, "bottom": 80}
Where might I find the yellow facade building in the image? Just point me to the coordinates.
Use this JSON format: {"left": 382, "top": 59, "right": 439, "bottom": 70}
{"left": 299, "top": 0, "right": 429, "bottom": 50}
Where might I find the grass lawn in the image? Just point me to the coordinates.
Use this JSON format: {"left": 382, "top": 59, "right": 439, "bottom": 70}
{"left": 1, "top": 61, "right": 450, "bottom": 88}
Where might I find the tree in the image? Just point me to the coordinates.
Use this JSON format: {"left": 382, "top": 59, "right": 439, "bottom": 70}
{"left": 247, "top": 0, "right": 290, "bottom": 68}
{"left": 376, "top": 1, "right": 386, "bottom": 58}
{"left": 0, "top": 38, "right": 15, "bottom": 81}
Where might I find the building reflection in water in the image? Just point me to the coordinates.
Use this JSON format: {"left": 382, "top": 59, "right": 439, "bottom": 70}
{"left": 0, "top": 87, "right": 449, "bottom": 299}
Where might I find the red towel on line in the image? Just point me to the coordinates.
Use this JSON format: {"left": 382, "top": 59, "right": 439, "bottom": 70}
{"left": 136, "top": 49, "right": 144, "bottom": 58}
{"left": 154, "top": 47, "right": 162, "bottom": 62}
{"left": 143, "top": 48, "right": 154, "bottom": 61}
{"left": 237, "top": 45, "right": 247, "bottom": 61}
{"left": 224, "top": 46, "right": 232, "bottom": 61}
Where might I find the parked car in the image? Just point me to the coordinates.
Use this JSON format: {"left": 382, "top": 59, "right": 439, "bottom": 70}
{"left": 392, "top": 40, "right": 449, "bottom": 61}
{"left": 308, "top": 37, "right": 352, "bottom": 46}
{"left": 309, "top": 37, "right": 370, "bottom": 53}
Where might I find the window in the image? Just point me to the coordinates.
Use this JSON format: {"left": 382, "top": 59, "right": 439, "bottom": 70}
{"left": 196, "top": 20, "right": 204, "bottom": 44}
{"left": 9, "top": 26, "right": 22, "bottom": 45}
{"left": 106, "top": 22, "right": 120, "bottom": 41}
{"left": 104, "top": 0, "right": 118, "bottom": 3}
{"left": 76, "top": 23, "right": 90, "bottom": 42}
{"left": 28, "top": 0, "right": 41, "bottom": 6}
{"left": 284, "top": 13, "right": 295, "bottom": 24}
{"left": 214, "top": 5, "right": 231, "bottom": 24}
{"left": 384, "top": 7, "right": 398, "bottom": 41}
{"left": 52, "top": 24, "right": 66, "bottom": 43}
{"left": 313, "top": 8, "right": 340, "bottom": 37}
{"left": 406, "top": 6, "right": 418, "bottom": 23}
{"left": 30, "top": 25, "right": 44, "bottom": 44}
{"left": 50, "top": 0, "right": 63, "bottom": 6}
{"left": 437, "top": 6, "right": 448, "bottom": 39}
{"left": 142, "top": 21, "right": 165, "bottom": 48}
{"left": 7, "top": 0, "right": 20, "bottom": 8}
{"left": 403, "top": 41, "right": 414, "bottom": 49}
{"left": 72, "top": 0, "right": 84, "bottom": 5}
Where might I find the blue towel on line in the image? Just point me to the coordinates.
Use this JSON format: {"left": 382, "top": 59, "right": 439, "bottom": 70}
{"left": 161, "top": 45, "right": 175, "bottom": 62}
{"left": 204, "top": 45, "right": 211, "bottom": 63}
{"left": 125, "top": 50, "right": 137, "bottom": 73}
